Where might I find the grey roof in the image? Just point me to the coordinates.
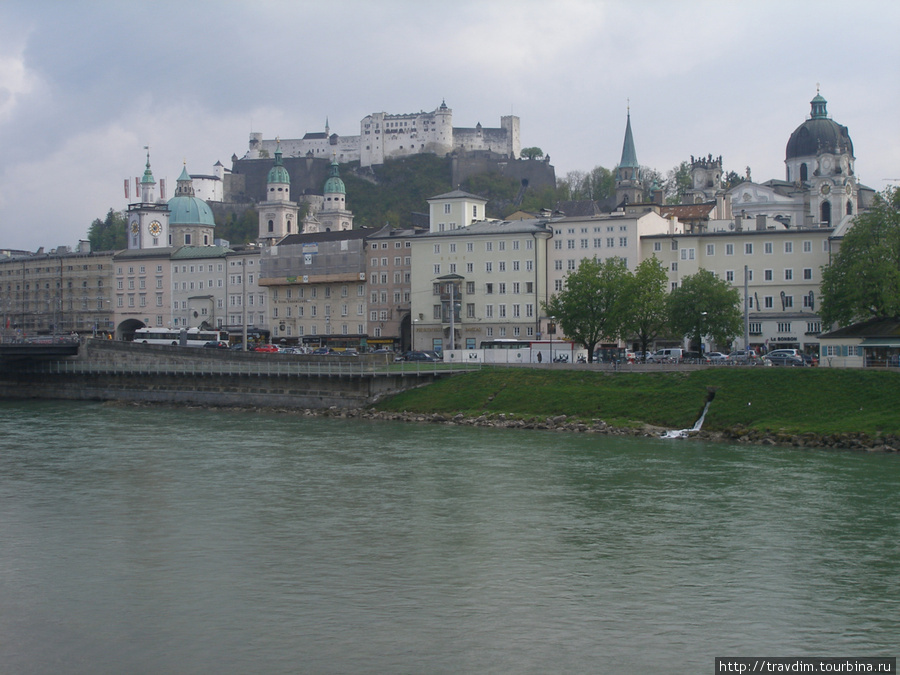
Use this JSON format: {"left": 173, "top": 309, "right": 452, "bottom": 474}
{"left": 427, "top": 189, "right": 487, "bottom": 202}
{"left": 113, "top": 247, "right": 179, "bottom": 260}
{"left": 819, "top": 318, "right": 900, "bottom": 340}
{"left": 417, "top": 218, "right": 553, "bottom": 238}
{"left": 170, "top": 245, "right": 232, "bottom": 259}
{"left": 277, "top": 228, "right": 371, "bottom": 246}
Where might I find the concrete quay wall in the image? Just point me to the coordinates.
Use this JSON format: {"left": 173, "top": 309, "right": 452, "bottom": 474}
{"left": 1, "top": 339, "right": 438, "bottom": 409}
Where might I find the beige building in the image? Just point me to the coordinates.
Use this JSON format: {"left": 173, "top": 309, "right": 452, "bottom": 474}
{"left": 0, "top": 246, "right": 115, "bottom": 337}
{"left": 112, "top": 248, "right": 174, "bottom": 338}
{"left": 364, "top": 225, "right": 417, "bottom": 351}
{"left": 548, "top": 203, "right": 680, "bottom": 296}
{"left": 409, "top": 190, "right": 553, "bottom": 351}
{"left": 259, "top": 229, "right": 369, "bottom": 349}
{"left": 641, "top": 215, "right": 833, "bottom": 354}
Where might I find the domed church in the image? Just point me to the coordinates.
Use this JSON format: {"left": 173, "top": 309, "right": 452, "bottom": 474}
{"left": 168, "top": 165, "right": 216, "bottom": 247}
{"left": 728, "top": 90, "right": 874, "bottom": 230}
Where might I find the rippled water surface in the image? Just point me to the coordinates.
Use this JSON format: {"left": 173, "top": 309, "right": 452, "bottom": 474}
{"left": 1, "top": 400, "right": 898, "bottom": 674}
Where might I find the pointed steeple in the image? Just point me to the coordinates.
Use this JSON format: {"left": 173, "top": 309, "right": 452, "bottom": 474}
{"left": 619, "top": 107, "right": 639, "bottom": 169}
{"left": 615, "top": 105, "right": 644, "bottom": 206}
{"left": 175, "top": 163, "right": 195, "bottom": 197}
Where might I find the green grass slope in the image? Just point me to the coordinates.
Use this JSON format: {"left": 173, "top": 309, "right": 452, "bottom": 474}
{"left": 374, "top": 368, "right": 900, "bottom": 436}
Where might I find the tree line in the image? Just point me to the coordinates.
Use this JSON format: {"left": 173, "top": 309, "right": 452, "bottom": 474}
{"left": 543, "top": 257, "right": 743, "bottom": 362}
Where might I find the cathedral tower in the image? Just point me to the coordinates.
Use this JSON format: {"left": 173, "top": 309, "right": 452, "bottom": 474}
{"left": 257, "top": 142, "right": 299, "bottom": 245}
{"left": 615, "top": 108, "right": 644, "bottom": 207}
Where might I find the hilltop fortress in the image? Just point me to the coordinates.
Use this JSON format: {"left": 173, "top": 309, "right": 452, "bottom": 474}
{"left": 241, "top": 100, "right": 520, "bottom": 167}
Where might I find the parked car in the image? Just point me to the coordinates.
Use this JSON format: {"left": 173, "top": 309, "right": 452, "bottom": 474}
{"left": 252, "top": 343, "right": 279, "bottom": 353}
{"left": 763, "top": 353, "right": 806, "bottom": 367}
{"left": 647, "top": 348, "right": 683, "bottom": 363}
{"left": 404, "top": 350, "right": 439, "bottom": 362}
{"left": 682, "top": 351, "right": 708, "bottom": 363}
{"left": 311, "top": 347, "right": 333, "bottom": 355}
{"left": 340, "top": 349, "right": 360, "bottom": 357}
{"left": 203, "top": 340, "right": 229, "bottom": 349}
{"left": 766, "top": 348, "right": 802, "bottom": 358}
{"left": 800, "top": 353, "right": 819, "bottom": 367}
{"left": 279, "top": 347, "right": 302, "bottom": 354}
{"left": 706, "top": 352, "right": 728, "bottom": 362}
{"left": 726, "top": 350, "right": 758, "bottom": 364}
{"left": 230, "top": 342, "right": 246, "bottom": 351}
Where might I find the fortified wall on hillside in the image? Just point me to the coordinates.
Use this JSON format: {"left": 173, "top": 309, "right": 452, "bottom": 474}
{"left": 222, "top": 152, "right": 556, "bottom": 208}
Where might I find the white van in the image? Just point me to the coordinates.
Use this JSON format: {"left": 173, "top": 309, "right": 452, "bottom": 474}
{"left": 647, "top": 348, "right": 683, "bottom": 362}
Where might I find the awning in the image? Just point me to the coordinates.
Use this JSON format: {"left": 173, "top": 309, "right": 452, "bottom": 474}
{"left": 860, "top": 338, "right": 900, "bottom": 348}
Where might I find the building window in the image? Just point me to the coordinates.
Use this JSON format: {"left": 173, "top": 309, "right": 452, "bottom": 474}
{"left": 784, "top": 269, "right": 793, "bottom": 281}
{"left": 764, "top": 269, "right": 773, "bottom": 281}
{"left": 726, "top": 244, "right": 734, "bottom": 256}
{"left": 803, "top": 268, "right": 813, "bottom": 280}
{"left": 745, "top": 243, "right": 753, "bottom": 254}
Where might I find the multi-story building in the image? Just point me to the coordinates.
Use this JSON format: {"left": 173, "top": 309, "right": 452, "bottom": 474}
{"left": 224, "top": 248, "right": 268, "bottom": 341}
{"left": 170, "top": 246, "right": 231, "bottom": 329}
{"left": 548, "top": 203, "right": 680, "bottom": 295}
{"left": 363, "top": 225, "right": 418, "bottom": 351}
{"left": 0, "top": 246, "right": 115, "bottom": 337}
{"left": 112, "top": 248, "right": 174, "bottom": 338}
{"left": 408, "top": 190, "right": 554, "bottom": 351}
{"left": 259, "top": 229, "right": 370, "bottom": 349}
{"left": 641, "top": 215, "right": 833, "bottom": 353}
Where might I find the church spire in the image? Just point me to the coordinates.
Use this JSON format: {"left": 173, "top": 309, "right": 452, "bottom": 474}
{"left": 619, "top": 105, "right": 639, "bottom": 169}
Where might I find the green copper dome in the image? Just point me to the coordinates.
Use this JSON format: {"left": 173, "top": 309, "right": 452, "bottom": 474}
{"left": 168, "top": 194, "right": 216, "bottom": 226}
{"left": 323, "top": 158, "right": 345, "bottom": 195}
{"left": 267, "top": 146, "right": 290, "bottom": 185}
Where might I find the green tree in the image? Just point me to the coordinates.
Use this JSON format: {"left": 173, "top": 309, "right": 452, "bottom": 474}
{"left": 667, "top": 269, "right": 742, "bottom": 353}
{"left": 520, "top": 147, "right": 544, "bottom": 160}
{"left": 723, "top": 170, "right": 744, "bottom": 190}
{"left": 217, "top": 207, "right": 261, "bottom": 245}
{"left": 664, "top": 161, "right": 692, "bottom": 204}
{"left": 543, "top": 257, "right": 630, "bottom": 363}
{"left": 623, "top": 257, "right": 669, "bottom": 360}
{"left": 87, "top": 208, "right": 127, "bottom": 251}
{"left": 820, "top": 187, "right": 900, "bottom": 327}
{"left": 556, "top": 166, "right": 615, "bottom": 202}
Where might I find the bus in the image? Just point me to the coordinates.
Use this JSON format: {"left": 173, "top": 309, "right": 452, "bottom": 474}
{"left": 479, "top": 339, "right": 533, "bottom": 350}
{"left": 133, "top": 327, "right": 229, "bottom": 347}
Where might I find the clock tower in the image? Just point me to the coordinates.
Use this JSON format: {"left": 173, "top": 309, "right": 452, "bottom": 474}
{"left": 126, "top": 149, "right": 170, "bottom": 249}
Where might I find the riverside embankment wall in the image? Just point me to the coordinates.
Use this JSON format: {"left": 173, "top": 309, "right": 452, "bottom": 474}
{"left": 0, "top": 339, "right": 443, "bottom": 409}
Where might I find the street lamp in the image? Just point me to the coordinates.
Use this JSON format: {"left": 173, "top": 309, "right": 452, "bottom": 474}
{"left": 412, "top": 317, "right": 418, "bottom": 351}
{"left": 550, "top": 317, "right": 556, "bottom": 363}
{"left": 699, "top": 311, "right": 708, "bottom": 355}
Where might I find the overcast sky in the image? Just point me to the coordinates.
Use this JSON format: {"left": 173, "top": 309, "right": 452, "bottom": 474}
{"left": 1, "top": 0, "right": 897, "bottom": 251}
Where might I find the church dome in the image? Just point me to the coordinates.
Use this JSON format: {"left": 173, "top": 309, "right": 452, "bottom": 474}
{"left": 168, "top": 165, "right": 216, "bottom": 226}
{"left": 323, "top": 158, "right": 345, "bottom": 195}
{"left": 267, "top": 146, "right": 290, "bottom": 185}
{"left": 168, "top": 194, "right": 216, "bottom": 226}
{"left": 786, "top": 92, "right": 853, "bottom": 161}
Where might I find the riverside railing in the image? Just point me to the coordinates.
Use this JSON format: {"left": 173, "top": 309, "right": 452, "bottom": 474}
{"left": 19, "top": 358, "right": 483, "bottom": 378}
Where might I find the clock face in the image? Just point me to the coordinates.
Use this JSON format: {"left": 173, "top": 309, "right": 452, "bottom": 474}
{"left": 149, "top": 221, "right": 162, "bottom": 236}
{"left": 820, "top": 184, "right": 831, "bottom": 195}
{"left": 131, "top": 221, "right": 139, "bottom": 234}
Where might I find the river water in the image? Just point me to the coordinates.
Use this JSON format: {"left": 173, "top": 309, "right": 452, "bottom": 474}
{"left": 1, "top": 400, "right": 897, "bottom": 674}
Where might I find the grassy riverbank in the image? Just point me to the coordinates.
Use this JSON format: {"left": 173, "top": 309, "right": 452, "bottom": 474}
{"left": 373, "top": 367, "right": 900, "bottom": 437}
